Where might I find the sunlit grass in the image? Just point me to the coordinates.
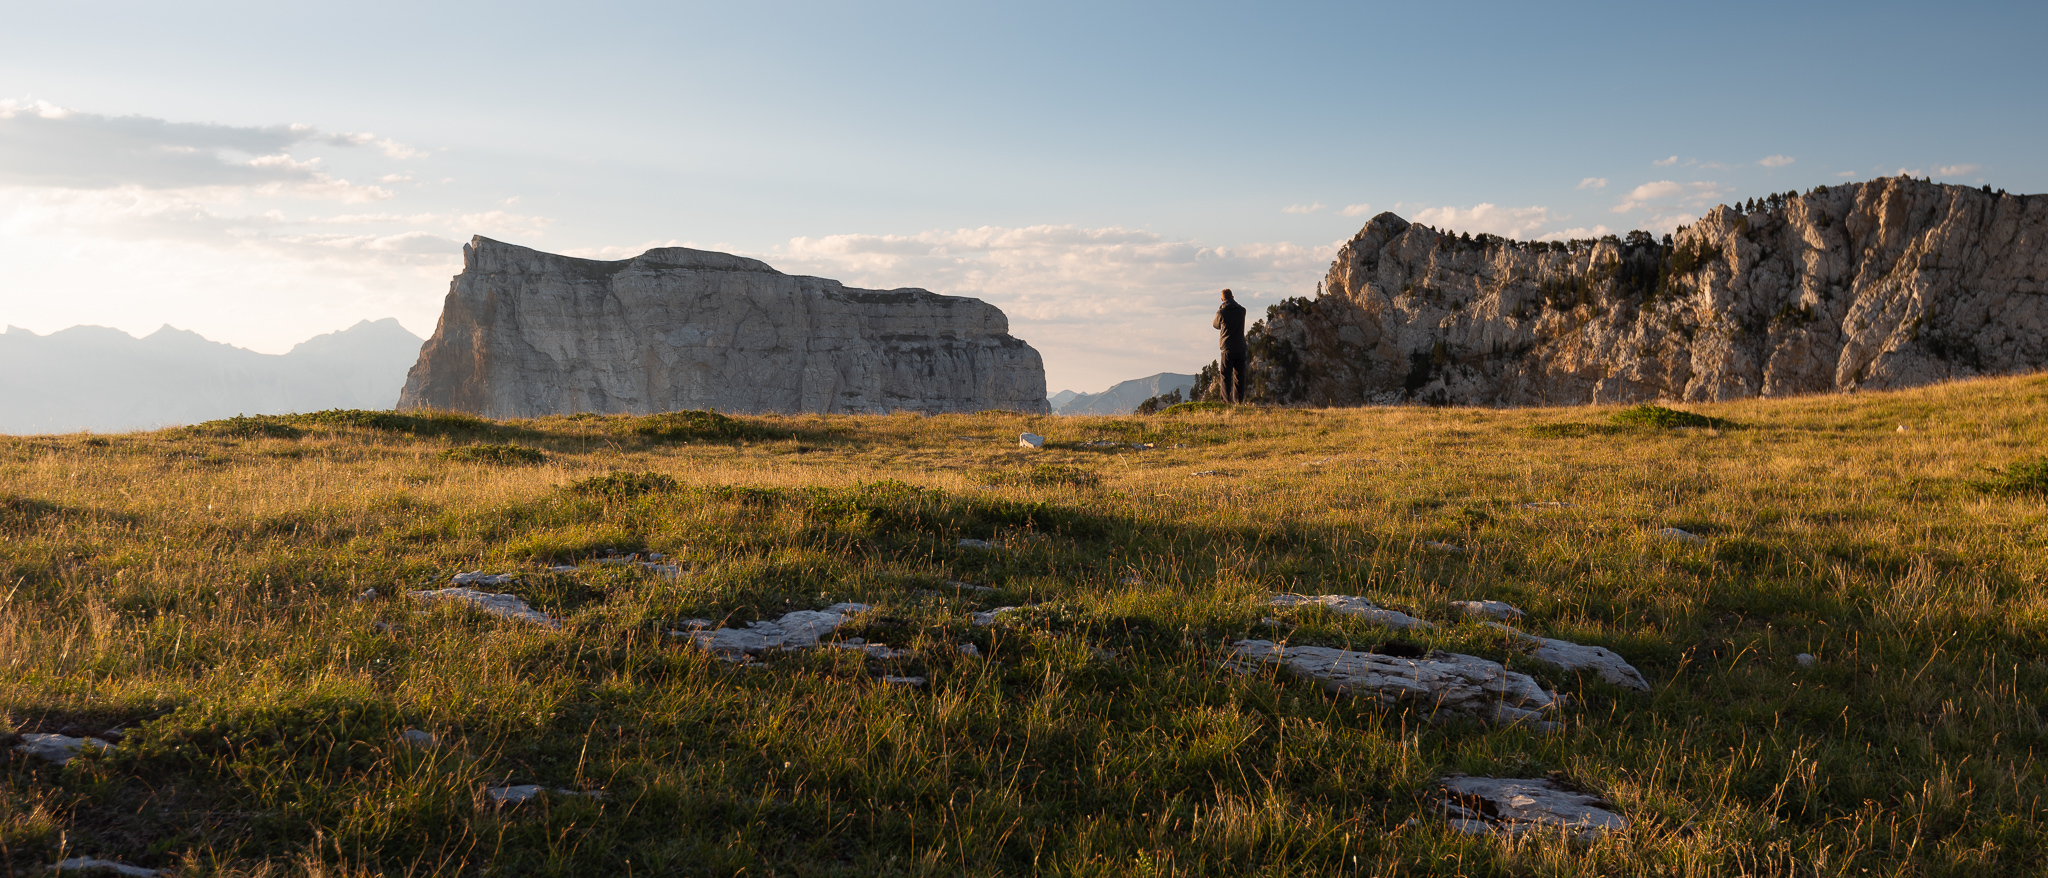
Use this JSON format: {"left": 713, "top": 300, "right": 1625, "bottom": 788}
{"left": 2, "top": 374, "right": 2045, "bottom": 875}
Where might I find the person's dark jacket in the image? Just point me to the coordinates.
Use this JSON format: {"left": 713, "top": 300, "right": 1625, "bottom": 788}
{"left": 1214, "top": 299, "right": 1247, "bottom": 352}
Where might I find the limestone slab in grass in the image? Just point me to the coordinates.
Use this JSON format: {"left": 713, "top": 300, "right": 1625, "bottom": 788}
{"left": 46, "top": 857, "right": 164, "bottom": 876}
{"left": 1268, "top": 594, "right": 1435, "bottom": 631}
{"left": 485, "top": 785, "right": 606, "bottom": 807}
{"left": 1451, "top": 600, "right": 1525, "bottom": 621}
{"left": 411, "top": 587, "right": 559, "bottom": 629}
{"left": 14, "top": 732, "right": 110, "bottom": 765}
{"left": 1485, "top": 623, "right": 1649, "bottom": 691}
{"left": 1230, "top": 640, "right": 1556, "bottom": 727}
{"left": 1018, "top": 432, "right": 1045, "bottom": 448}
{"left": 1437, "top": 775, "right": 1627, "bottom": 839}
{"left": 957, "top": 538, "right": 996, "bottom": 550}
{"left": 685, "top": 603, "right": 871, "bottom": 656}
{"left": 972, "top": 606, "right": 1023, "bottom": 626}
{"left": 1656, "top": 527, "right": 1705, "bottom": 544}
{"left": 450, "top": 571, "right": 518, "bottom": 586}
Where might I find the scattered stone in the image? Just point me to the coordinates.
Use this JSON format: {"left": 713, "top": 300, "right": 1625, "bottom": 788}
{"left": 1302, "top": 457, "right": 1336, "bottom": 466}
{"left": 1484, "top": 623, "right": 1649, "bottom": 691}
{"left": 684, "top": 603, "right": 871, "bottom": 656}
{"left": 944, "top": 579, "right": 995, "bottom": 592}
{"left": 1230, "top": 641, "right": 1557, "bottom": 728}
{"left": 411, "top": 587, "right": 559, "bottom": 629}
{"left": 972, "top": 606, "right": 1022, "bottom": 626}
{"left": 881, "top": 676, "right": 926, "bottom": 686}
{"left": 1451, "top": 600, "right": 1525, "bottom": 621}
{"left": 1517, "top": 501, "right": 1572, "bottom": 509}
{"left": 647, "top": 552, "right": 665, "bottom": 561}
{"left": 1896, "top": 424, "right": 1909, "bottom": 432}
{"left": 372, "top": 621, "right": 396, "bottom": 633}
{"left": 1259, "top": 617, "right": 1285, "bottom": 628}
{"left": 1656, "top": 527, "right": 1705, "bottom": 544}
{"left": 486, "top": 784, "right": 545, "bottom": 806}
{"left": 1422, "top": 540, "right": 1466, "bottom": 554}
{"left": 1191, "top": 470, "right": 1218, "bottom": 476}
{"left": 1130, "top": 442, "right": 1156, "bottom": 450}
{"left": 1796, "top": 653, "right": 1818, "bottom": 668}
{"left": 450, "top": 571, "right": 518, "bottom": 586}
{"left": 957, "top": 643, "right": 982, "bottom": 657}
{"left": 1119, "top": 575, "right": 1144, "bottom": 586}
{"left": 671, "top": 618, "right": 714, "bottom": 632}
{"left": 1019, "top": 432, "right": 1045, "bottom": 449}
{"left": 1268, "top": 594, "right": 1435, "bottom": 631}
{"left": 548, "top": 565, "right": 579, "bottom": 573}
{"left": 957, "top": 538, "right": 995, "bottom": 550}
{"left": 1437, "top": 775, "right": 1627, "bottom": 839}
{"left": 353, "top": 588, "right": 379, "bottom": 602}
{"left": 98, "top": 728, "right": 126, "bottom": 742}
{"left": 400, "top": 729, "right": 438, "bottom": 750}
{"left": 46, "top": 857, "right": 163, "bottom": 877}
{"left": 1080, "top": 439, "right": 1119, "bottom": 448}
{"left": 639, "top": 563, "right": 683, "bottom": 577}
{"left": 14, "top": 733, "right": 111, "bottom": 766}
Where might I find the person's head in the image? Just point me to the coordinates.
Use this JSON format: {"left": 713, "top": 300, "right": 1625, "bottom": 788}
{"left": 1220, "top": 288, "right": 1235, "bottom": 302}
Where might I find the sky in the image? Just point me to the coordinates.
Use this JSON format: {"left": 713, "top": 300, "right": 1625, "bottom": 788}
{"left": 2, "top": 1, "right": 2043, "bottom": 395}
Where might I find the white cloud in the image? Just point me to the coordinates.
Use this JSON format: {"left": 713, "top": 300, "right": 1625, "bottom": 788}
{"left": 1339, "top": 203, "right": 1374, "bottom": 217}
{"left": 1654, "top": 156, "right": 1679, "bottom": 167}
{"left": 1577, "top": 177, "right": 1608, "bottom": 190}
{"left": 757, "top": 225, "right": 1334, "bottom": 392}
{"left": 1935, "top": 163, "right": 1980, "bottom": 176}
{"left": 376, "top": 138, "right": 426, "bottom": 160}
{"left": 1613, "top": 180, "right": 1724, "bottom": 213}
{"left": 1759, "top": 155, "right": 1794, "bottom": 168}
{"left": 1409, "top": 203, "right": 1554, "bottom": 239}
{"left": 1282, "top": 202, "right": 1323, "bottom": 214}
{"left": 1535, "top": 225, "right": 1614, "bottom": 242}
{"left": 1835, "top": 171, "right": 1857, "bottom": 178}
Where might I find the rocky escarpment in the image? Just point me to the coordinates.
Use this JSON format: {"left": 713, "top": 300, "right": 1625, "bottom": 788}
{"left": 1227, "top": 177, "right": 2048, "bottom": 405}
{"left": 399, "top": 237, "right": 1049, "bottom": 417}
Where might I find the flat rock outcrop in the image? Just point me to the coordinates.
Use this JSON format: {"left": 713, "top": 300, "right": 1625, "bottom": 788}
{"left": 1232, "top": 177, "right": 2047, "bottom": 405}
{"left": 399, "top": 237, "right": 1049, "bottom": 417}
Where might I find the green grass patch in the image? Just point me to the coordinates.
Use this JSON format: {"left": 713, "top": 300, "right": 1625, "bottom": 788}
{"left": 1159, "top": 400, "right": 1230, "bottom": 415}
{"left": 1976, "top": 457, "right": 2048, "bottom": 497}
{"left": 613, "top": 409, "right": 784, "bottom": 442}
{"left": 438, "top": 443, "right": 548, "bottom": 465}
{"left": 1609, "top": 403, "right": 1735, "bottom": 429}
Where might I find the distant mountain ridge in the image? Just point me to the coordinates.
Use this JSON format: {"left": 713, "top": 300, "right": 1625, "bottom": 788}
{"left": 1054, "top": 372, "right": 1197, "bottom": 415}
{"left": 0, "top": 319, "right": 424, "bottom": 434}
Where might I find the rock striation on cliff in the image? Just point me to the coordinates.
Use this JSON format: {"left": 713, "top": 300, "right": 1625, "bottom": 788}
{"left": 399, "top": 237, "right": 1049, "bottom": 417}
{"left": 1227, "top": 177, "right": 2048, "bottom": 406}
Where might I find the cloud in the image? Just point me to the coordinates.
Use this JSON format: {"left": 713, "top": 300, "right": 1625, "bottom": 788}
{"left": 1835, "top": 171, "right": 1857, "bottom": 178}
{"left": 0, "top": 99, "right": 411, "bottom": 197}
{"left": 1759, "top": 155, "right": 1794, "bottom": 168}
{"left": 1535, "top": 225, "right": 1614, "bottom": 242}
{"left": 753, "top": 224, "right": 1335, "bottom": 391}
{"left": 1282, "top": 202, "right": 1323, "bottom": 214}
{"left": 1577, "top": 177, "right": 1608, "bottom": 190}
{"left": 1613, "top": 180, "right": 1724, "bottom": 213}
{"left": 1654, "top": 156, "right": 1679, "bottom": 167}
{"left": 1409, "top": 203, "right": 1554, "bottom": 239}
{"left": 1339, "top": 203, "right": 1374, "bottom": 217}
{"left": 1935, "top": 163, "right": 1980, "bottom": 176}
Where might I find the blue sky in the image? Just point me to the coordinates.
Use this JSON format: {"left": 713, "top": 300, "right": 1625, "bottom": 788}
{"left": 3, "top": 0, "right": 2043, "bottom": 393}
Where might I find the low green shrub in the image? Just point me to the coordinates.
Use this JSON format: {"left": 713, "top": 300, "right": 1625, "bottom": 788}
{"left": 194, "top": 415, "right": 305, "bottom": 439}
{"left": 615, "top": 409, "right": 779, "bottom": 442}
{"left": 439, "top": 444, "right": 547, "bottom": 465}
{"left": 1159, "top": 401, "right": 1230, "bottom": 415}
{"left": 1977, "top": 458, "right": 2048, "bottom": 497}
{"left": 277, "top": 409, "right": 489, "bottom": 436}
{"left": 1610, "top": 404, "right": 1733, "bottom": 429}
{"left": 570, "top": 471, "right": 680, "bottom": 497}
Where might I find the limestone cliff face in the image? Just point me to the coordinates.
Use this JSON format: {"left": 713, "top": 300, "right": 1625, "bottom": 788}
{"left": 1238, "top": 177, "right": 2048, "bottom": 406}
{"left": 399, "top": 237, "right": 1049, "bottom": 417}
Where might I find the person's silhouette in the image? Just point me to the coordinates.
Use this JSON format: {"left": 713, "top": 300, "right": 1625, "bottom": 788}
{"left": 1213, "top": 289, "right": 1247, "bottom": 403}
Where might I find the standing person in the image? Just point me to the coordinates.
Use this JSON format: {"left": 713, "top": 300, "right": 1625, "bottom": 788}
{"left": 1213, "top": 288, "right": 1248, "bottom": 403}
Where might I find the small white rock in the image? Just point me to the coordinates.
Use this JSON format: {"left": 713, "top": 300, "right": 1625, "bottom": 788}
{"left": 485, "top": 784, "right": 546, "bottom": 806}
{"left": 686, "top": 604, "right": 872, "bottom": 656}
{"left": 881, "top": 676, "right": 926, "bottom": 686}
{"left": 548, "top": 565, "right": 578, "bottom": 573}
{"left": 450, "top": 571, "right": 518, "bottom": 586}
{"left": 1517, "top": 501, "right": 1572, "bottom": 509}
{"left": 400, "top": 729, "right": 437, "bottom": 750}
{"left": 945, "top": 579, "right": 995, "bottom": 592}
{"left": 353, "top": 588, "right": 379, "bottom": 602}
{"left": 1483, "top": 622, "right": 1650, "bottom": 691}
{"left": 957, "top": 643, "right": 982, "bottom": 657}
{"left": 1268, "top": 594, "right": 1434, "bottom": 630}
{"left": 1422, "top": 540, "right": 1467, "bottom": 554}
{"left": 1451, "top": 600, "right": 1525, "bottom": 621}
{"left": 957, "top": 538, "right": 995, "bottom": 549}
{"left": 1437, "top": 775, "right": 1627, "bottom": 839}
{"left": 1019, "top": 432, "right": 1045, "bottom": 448}
{"left": 1795, "top": 653, "right": 1818, "bottom": 668}
{"left": 1896, "top": 424, "right": 1909, "bottom": 432}
{"left": 411, "top": 587, "right": 559, "bottom": 629}
{"left": 1656, "top": 527, "right": 1705, "bottom": 544}
{"left": 46, "top": 857, "right": 164, "bottom": 877}
{"left": 972, "top": 606, "right": 1022, "bottom": 626}
{"left": 14, "top": 733, "right": 111, "bottom": 766}
{"left": 1192, "top": 470, "right": 1218, "bottom": 476}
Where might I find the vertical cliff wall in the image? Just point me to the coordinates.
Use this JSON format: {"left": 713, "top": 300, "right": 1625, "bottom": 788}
{"left": 399, "top": 237, "right": 1049, "bottom": 417}
{"left": 1231, "top": 177, "right": 2048, "bottom": 406}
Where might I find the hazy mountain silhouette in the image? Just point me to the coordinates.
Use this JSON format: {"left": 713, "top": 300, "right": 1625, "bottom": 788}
{"left": 0, "top": 319, "right": 424, "bottom": 434}
{"left": 1054, "top": 372, "right": 1197, "bottom": 415}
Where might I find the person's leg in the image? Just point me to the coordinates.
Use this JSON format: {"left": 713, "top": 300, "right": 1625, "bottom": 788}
{"left": 1223, "top": 350, "right": 1247, "bottom": 403}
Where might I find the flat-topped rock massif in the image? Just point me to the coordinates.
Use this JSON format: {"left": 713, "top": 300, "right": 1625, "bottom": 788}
{"left": 1239, "top": 177, "right": 2048, "bottom": 405}
{"left": 399, "top": 237, "right": 1049, "bottom": 417}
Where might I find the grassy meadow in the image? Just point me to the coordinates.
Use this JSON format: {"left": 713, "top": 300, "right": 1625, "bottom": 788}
{"left": 3, "top": 376, "right": 2047, "bottom": 876}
